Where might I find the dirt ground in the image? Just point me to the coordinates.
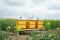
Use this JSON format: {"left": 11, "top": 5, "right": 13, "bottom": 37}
{"left": 11, "top": 30, "right": 58, "bottom": 40}
{"left": 6, "top": 31, "right": 43, "bottom": 40}
{"left": 1, "top": 30, "right": 59, "bottom": 40}
{"left": 12, "top": 35, "right": 28, "bottom": 40}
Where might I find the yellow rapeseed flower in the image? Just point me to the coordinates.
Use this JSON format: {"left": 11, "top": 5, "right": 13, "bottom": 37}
{"left": 8, "top": 26, "right": 11, "bottom": 29}
{"left": 6, "top": 26, "right": 11, "bottom": 30}
{"left": 47, "top": 22, "right": 50, "bottom": 25}
{"left": 56, "top": 27, "right": 60, "bottom": 30}
{"left": 14, "top": 26, "right": 21, "bottom": 31}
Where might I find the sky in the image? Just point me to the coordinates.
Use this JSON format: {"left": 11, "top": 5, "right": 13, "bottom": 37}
{"left": 0, "top": 0, "right": 60, "bottom": 19}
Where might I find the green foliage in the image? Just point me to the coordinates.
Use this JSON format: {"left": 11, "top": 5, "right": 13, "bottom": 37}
{"left": 0, "top": 23, "right": 2, "bottom": 30}
{"left": 30, "top": 31, "right": 37, "bottom": 40}
{"left": 0, "top": 19, "right": 16, "bottom": 32}
{"left": 25, "top": 19, "right": 60, "bottom": 40}
{"left": 43, "top": 20, "right": 51, "bottom": 31}
{"left": 26, "top": 31, "right": 38, "bottom": 40}
{"left": 0, "top": 31, "right": 13, "bottom": 40}
{"left": 43, "top": 20, "right": 60, "bottom": 30}
{"left": 19, "top": 31, "right": 27, "bottom": 35}
{"left": 30, "top": 31, "right": 37, "bottom": 37}
{"left": 0, "top": 31, "right": 5, "bottom": 40}
{"left": 0, "top": 19, "right": 60, "bottom": 40}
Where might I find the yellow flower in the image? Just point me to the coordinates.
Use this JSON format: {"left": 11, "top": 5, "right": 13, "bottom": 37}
{"left": 8, "top": 26, "right": 11, "bottom": 29}
{"left": 47, "top": 22, "right": 50, "bottom": 25}
{"left": 6, "top": 26, "right": 11, "bottom": 30}
{"left": 56, "top": 27, "right": 60, "bottom": 30}
{"left": 14, "top": 26, "right": 21, "bottom": 31}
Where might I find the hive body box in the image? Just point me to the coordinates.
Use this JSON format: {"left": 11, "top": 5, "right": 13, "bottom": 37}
{"left": 16, "top": 20, "right": 43, "bottom": 30}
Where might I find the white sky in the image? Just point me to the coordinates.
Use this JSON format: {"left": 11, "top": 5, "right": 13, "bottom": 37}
{"left": 0, "top": 0, "right": 60, "bottom": 19}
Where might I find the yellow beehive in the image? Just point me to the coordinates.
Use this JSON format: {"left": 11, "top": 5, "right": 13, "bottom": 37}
{"left": 18, "top": 21, "right": 26, "bottom": 24}
{"left": 37, "top": 25, "right": 43, "bottom": 30}
{"left": 16, "top": 20, "right": 43, "bottom": 30}
{"left": 29, "top": 21, "right": 36, "bottom": 24}
{"left": 29, "top": 20, "right": 36, "bottom": 28}
{"left": 38, "top": 21, "right": 43, "bottom": 24}
{"left": 29, "top": 25, "right": 35, "bottom": 28}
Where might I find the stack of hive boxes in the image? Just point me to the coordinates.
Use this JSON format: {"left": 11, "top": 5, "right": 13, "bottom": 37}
{"left": 16, "top": 20, "right": 43, "bottom": 30}
{"left": 16, "top": 20, "right": 26, "bottom": 29}
{"left": 29, "top": 20, "right": 36, "bottom": 29}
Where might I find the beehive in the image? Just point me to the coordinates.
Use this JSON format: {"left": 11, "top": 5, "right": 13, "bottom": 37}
{"left": 37, "top": 20, "right": 43, "bottom": 29}
{"left": 16, "top": 20, "right": 26, "bottom": 29}
{"left": 16, "top": 20, "right": 43, "bottom": 30}
{"left": 29, "top": 20, "right": 36, "bottom": 28}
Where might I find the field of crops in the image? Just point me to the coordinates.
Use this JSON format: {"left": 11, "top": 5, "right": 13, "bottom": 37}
{"left": 0, "top": 19, "right": 60, "bottom": 40}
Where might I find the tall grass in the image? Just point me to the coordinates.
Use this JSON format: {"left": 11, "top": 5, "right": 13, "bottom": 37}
{"left": 0, "top": 19, "right": 16, "bottom": 32}
{"left": 43, "top": 20, "right": 60, "bottom": 30}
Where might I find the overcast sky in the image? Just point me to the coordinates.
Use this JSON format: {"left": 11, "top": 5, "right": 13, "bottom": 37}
{"left": 0, "top": 0, "right": 60, "bottom": 19}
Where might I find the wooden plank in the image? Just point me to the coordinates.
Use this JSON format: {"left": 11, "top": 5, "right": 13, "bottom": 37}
{"left": 29, "top": 21, "right": 36, "bottom": 24}
{"left": 37, "top": 21, "right": 43, "bottom": 24}
{"left": 18, "top": 21, "right": 26, "bottom": 24}
{"left": 37, "top": 25, "right": 43, "bottom": 30}
{"left": 26, "top": 20, "right": 29, "bottom": 29}
{"left": 17, "top": 25, "right": 26, "bottom": 29}
{"left": 29, "top": 25, "right": 36, "bottom": 29}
